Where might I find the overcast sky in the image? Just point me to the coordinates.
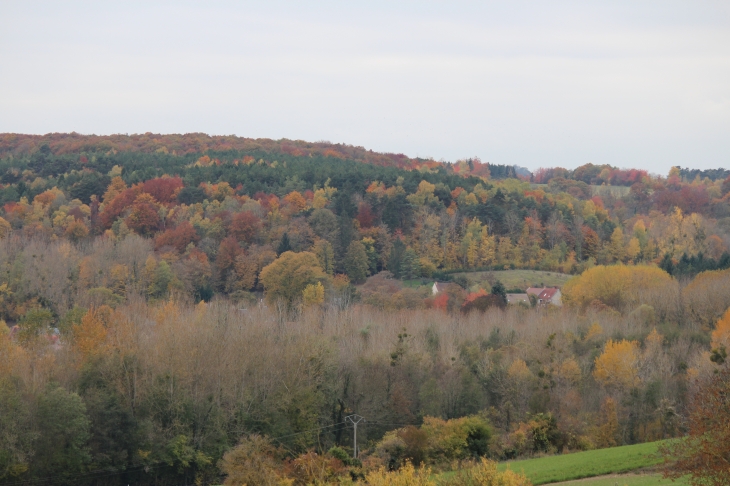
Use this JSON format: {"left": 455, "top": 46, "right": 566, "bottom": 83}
{"left": 1, "top": 1, "right": 728, "bottom": 173}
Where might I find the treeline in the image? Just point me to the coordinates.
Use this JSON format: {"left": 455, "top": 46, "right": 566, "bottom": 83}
{"left": 531, "top": 163, "right": 648, "bottom": 186}
{"left": 0, "top": 132, "right": 519, "bottom": 180}
{"left": 676, "top": 166, "right": 730, "bottom": 182}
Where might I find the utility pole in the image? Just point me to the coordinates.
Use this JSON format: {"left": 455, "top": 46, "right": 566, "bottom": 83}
{"left": 344, "top": 414, "right": 365, "bottom": 458}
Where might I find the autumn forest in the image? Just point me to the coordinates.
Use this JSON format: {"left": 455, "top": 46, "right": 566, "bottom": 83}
{"left": 0, "top": 133, "right": 729, "bottom": 486}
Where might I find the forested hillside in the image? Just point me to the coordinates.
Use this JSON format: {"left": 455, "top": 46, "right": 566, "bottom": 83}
{"left": 1, "top": 133, "right": 729, "bottom": 485}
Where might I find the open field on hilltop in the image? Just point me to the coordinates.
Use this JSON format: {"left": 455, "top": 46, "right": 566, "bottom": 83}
{"left": 547, "top": 473, "right": 689, "bottom": 486}
{"left": 529, "top": 183, "right": 631, "bottom": 199}
{"left": 590, "top": 185, "right": 631, "bottom": 198}
{"left": 450, "top": 269, "right": 573, "bottom": 291}
{"left": 437, "top": 442, "right": 666, "bottom": 485}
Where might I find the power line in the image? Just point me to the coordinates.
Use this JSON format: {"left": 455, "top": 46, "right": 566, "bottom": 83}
{"left": 344, "top": 414, "right": 365, "bottom": 458}
{"left": 270, "top": 421, "right": 347, "bottom": 441}
{"left": 268, "top": 422, "right": 351, "bottom": 457}
{"left": 366, "top": 421, "right": 417, "bottom": 428}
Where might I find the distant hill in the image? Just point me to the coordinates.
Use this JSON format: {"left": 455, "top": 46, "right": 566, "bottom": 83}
{"left": 0, "top": 132, "right": 519, "bottom": 180}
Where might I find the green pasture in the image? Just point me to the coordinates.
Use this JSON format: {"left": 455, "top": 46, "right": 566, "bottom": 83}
{"left": 437, "top": 442, "right": 675, "bottom": 485}
{"left": 497, "top": 442, "right": 663, "bottom": 484}
{"left": 548, "top": 474, "right": 688, "bottom": 486}
{"left": 451, "top": 269, "right": 573, "bottom": 292}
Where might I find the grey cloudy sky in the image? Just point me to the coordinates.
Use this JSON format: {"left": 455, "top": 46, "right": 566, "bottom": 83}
{"left": 1, "top": 1, "right": 728, "bottom": 173}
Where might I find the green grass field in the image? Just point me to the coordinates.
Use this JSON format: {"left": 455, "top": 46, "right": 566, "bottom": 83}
{"left": 496, "top": 442, "right": 663, "bottom": 485}
{"left": 549, "top": 474, "right": 688, "bottom": 486}
{"left": 451, "top": 269, "right": 573, "bottom": 292}
{"left": 437, "top": 442, "right": 675, "bottom": 486}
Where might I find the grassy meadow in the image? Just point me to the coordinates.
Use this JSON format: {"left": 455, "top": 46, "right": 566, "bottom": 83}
{"left": 451, "top": 269, "right": 573, "bottom": 291}
{"left": 437, "top": 442, "right": 676, "bottom": 486}
{"left": 548, "top": 474, "right": 688, "bottom": 486}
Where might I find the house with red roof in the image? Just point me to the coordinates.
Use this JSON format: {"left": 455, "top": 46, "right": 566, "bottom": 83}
{"left": 526, "top": 287, "right": 562, "bottom": 306}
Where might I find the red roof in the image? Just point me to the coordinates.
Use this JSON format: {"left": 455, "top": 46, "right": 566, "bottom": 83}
{"left": 538, "top": 288, "right": 559, "bottom": 300}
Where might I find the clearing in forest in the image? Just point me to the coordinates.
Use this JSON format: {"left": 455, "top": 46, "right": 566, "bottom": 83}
{"left": 449, "top": 269, "right": 573, "bottom": 291}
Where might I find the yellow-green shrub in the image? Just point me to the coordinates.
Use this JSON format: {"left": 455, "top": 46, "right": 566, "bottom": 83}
{"left": 441, "top": 458, "right": 531, "bottom": 486}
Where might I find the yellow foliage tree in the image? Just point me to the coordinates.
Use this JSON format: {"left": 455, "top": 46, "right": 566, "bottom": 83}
{"left": 259, "top": 251, "right": 329, "bottom": 307}
{"left": 102, "top": 176, "right": 127, "bottom": 203}
{"left": 562, "top": 265, "right": 673, "bottom": 311}
{"left": 497, "top": 237, "right": 515, "bottom": 268}
{"left": 73, "top": 306, "right": 111, "bottom": 364}
{"left": 302, "top": 282, "right": 325, "bottom": 308}
{"left": 0, "top": 323, "right": 27, "bottom": 377}
{"left": 406, "top": 180, "right": 439, "bottom": 206}
{"left": 65, "top": 220, "right": 89, "bottom": 243}
{"left": 584, "top": 322, "right": 603, "bottom": 341}
{"left": 312, "top": 240, "right": 335, "bottom": 275}
{"left": 508, "top": 359, "right": 533, "bottom": 381}
{"left": 0, "top": 217, "right": 11, "bottom": 239}
{"left": 594, "top": 397, "right": 620, "bottom": 448}
{"left": 609, "top": 227, "right": 626, "bottom": 263}
{"left": 711, "top": 308, "right": 730, "bottom": 351}
{"left": 626, "top": 237, "right": 641, "bottom": 262}
{"left": 110, "top": 264, "right": 129, "bottom": 296}
{"left": 557, "top": 358, "right": 582, "bottom": 385}
{"left": 593, "top": 339, "right": 640, "bottom": 390}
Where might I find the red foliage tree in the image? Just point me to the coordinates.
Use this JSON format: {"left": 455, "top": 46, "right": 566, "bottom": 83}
{"left": 67, "top": 206, "right": 85, "bottom": 221}
{"left": 653, "top": 186, "right": 710, "bottom": 215}
{"left": 430, "top": 292, "right": 449, "bottom": 311}
{"left": 582, "top": 226, "right": 600, "bottom": 259}
{"left": 216, "top": 236, "right": 241, "bottom": 274}
{"left": 100, "top": 186, "right": 142, "bottom": 228}
{"left": 461, "top": 293, "right": 506, "bottom": 314}
{"left": 155, "top": 221, "right": 200, "bottom": 252}
{"left": 125, "top": 193, "right": 160, "bottom": 236}
{"left": 142, "top": 177, "right": 183, "bottom": 204}
{"left": 229, "top": 211, "right": 261, "bottom": 243}
{"left": 356, "top": 201, "right": 375, "bottom": 228}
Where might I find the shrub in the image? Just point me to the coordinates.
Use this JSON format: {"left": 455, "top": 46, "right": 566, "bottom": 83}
{"left": 363, "top": 461, "right": 435, "bottom": 486}
{"left": 441, "top": 458, "right": 531, "bottom": 486}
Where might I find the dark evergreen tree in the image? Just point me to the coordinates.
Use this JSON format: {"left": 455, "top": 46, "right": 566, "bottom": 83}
{"left": 388, "top": 238, "right": 406, "bottom": 278}
{"left": 277, "top": 233, "right": 292, "bottom": 255}
{"left": 400, "top": 248, "right": 421, "bottom": 280}
{"left": 491, "top": 280, "right": 507, "bottom": 304}
{"left": 659, "top": 253, "right": 675, "bottom": 276}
